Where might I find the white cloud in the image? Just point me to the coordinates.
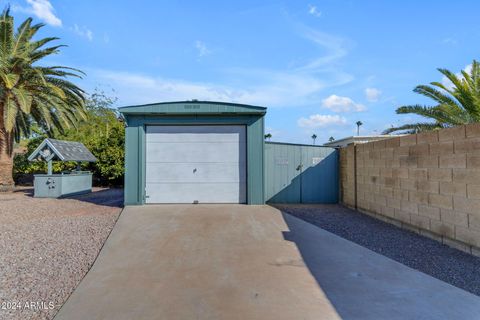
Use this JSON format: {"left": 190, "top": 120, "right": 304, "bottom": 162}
{"left": 365, "top": 87, "right": 381, "bottom": 102}
{"left": 442, "top": 37, "right": 457, "bottom": 45}
{"left": 195, "top": 41, "right": 211, "bottom": 57}
{"left": 72, "top": 24, "right": 93, "bottom": 41}
{"left": 88, "top": 27, "right": 353, "bottom": 108}
{"left": 322, "top": 94, "right": 366, "bottom": 112}
{"left": 297, "top": 114, "right": 347, "bottom": 128}
{"left": 89, "top": 62, "right": 354, "bottom": 107}
{"left": 85, "top": 26, "right": 353, "bottom": 108}
{"left": 13, "top": 0, "right": 62, "bottom": 26}
{"left": 90, "top": 69, "right": 326, "bottom": 107}
{"left": 441, "top": 64, "right": 472, "bottom": 89}
{"left": 308, "top": 5, "right": 322, "bottom": 17}
{"left": 297, "top": 27, "right": 349, "bottom": 70}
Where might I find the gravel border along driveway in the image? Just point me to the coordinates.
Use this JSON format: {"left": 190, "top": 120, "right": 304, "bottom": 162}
{"left": 274, "top": 204, "right": 480, "bottom": 297}
{"left": 0, "top": 188, "right": 123, "bottom": 320}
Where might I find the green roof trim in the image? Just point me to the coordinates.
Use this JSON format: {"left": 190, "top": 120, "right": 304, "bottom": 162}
{"left": 118, "top": 100, "right": 267, "bottom": 115}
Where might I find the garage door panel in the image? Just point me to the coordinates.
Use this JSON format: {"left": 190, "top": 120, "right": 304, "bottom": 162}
{"left": 145, "top": 125, "right": 247, "bottom": 204}
{"left": 146, "top": 142, "right": 245, "bottom": 163}
{"left": 145, "top": 162, "right": 246, "bottom": 183}
{"left": 146, "top": 133, "right": 246, "bottom": 144}
{"left": 146, "top": 125, "right": 246, "bottom": 143}
{"left": 146, "top": 183, "right": 247, "bottom": 203}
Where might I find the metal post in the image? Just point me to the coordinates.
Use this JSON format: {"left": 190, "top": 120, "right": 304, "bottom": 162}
{"left": 47, "top": 160, "right": 52, "bottom": 175}
{"left": 76, "top": 162, "right": 81, "bottom": 171}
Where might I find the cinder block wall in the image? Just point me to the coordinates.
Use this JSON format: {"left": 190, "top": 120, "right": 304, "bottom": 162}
{"left": 339, "top": 123, "right": 480, "bottom": 255}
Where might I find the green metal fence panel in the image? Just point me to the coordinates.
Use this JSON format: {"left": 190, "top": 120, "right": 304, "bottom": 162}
{"left": 264, "top": 143, "right": 301, "bottom": 203}
{"left": 299, "top": 145, "right": 339, "bottom": 203}
{"left": 265, "top": 142, "right": 338, "bottom": 203}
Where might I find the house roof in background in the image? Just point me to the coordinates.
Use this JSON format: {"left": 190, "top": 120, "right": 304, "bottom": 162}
{"left": 323, "top": 135, "right": 407, "bottom": 148}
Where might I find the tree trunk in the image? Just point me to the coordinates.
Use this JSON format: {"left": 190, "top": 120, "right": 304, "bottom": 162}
{"left": 0, "top": 106, "right": 15, "bottom": 190}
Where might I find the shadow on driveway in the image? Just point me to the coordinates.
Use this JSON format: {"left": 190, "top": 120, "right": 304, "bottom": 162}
{"left": 280, "top": 211, "right": 480, "bottom": 320}
{"left": 275, "top": 203, "right": 480, "bottom": 297}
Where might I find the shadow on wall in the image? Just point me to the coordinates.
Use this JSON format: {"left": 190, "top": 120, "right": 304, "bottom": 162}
{"left": 279, "top": 211, "right": 480, "bottom": 320}
{"left": 267, "top": 151, "right": 338, "bottom": 204}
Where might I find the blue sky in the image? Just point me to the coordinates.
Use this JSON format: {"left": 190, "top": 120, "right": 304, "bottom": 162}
{"left": 4, "top": 0, "right": 480, "bottom": 143}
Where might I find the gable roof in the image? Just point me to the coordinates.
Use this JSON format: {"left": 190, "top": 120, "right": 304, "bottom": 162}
{"left": 118, "top": 100, "right": 267, "bottom": 115}
{"left": 28, "top": 138, "right": 97, "bottom": 162}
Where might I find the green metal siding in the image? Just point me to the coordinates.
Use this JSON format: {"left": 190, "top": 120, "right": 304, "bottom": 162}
{"left": 122, "top": 113, "right": 265, "bottom": 205}
{"left": 265, "top": 142, "right": 338, "bottom": 203}
{"left": 247, "top": 116, "right": 265, "bottom": 204}
{"left": 265, "top": 143, "right": 302, "bottom": 203}
{"left": 120, "top": 101, "right": 266, "bottom": 115}
{"left": 124, "top": 123, "right": 139, "bottom": 205}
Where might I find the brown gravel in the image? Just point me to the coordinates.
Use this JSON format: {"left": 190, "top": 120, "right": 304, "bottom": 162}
{"left": 0, "top": 188, "right": 123, "bottom": 320}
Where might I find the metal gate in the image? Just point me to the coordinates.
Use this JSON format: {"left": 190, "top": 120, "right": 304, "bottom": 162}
{"left": 265, "top": 142, "right": 338, "bottom": 203}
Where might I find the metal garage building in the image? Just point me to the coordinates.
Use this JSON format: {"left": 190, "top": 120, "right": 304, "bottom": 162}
{"left": 119, "top": 101, "right": 266, "bottom": 205}
{"left": 120, "top": 100, "right": 339, "bottom": 206}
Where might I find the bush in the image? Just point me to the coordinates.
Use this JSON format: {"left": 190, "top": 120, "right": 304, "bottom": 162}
{"left": 14, "top": 91, "right": 125, "bottom": 186}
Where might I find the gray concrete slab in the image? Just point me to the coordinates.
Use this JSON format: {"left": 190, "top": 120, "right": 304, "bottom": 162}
{"left": 55, "top": 205, "right": 480, "bottom": 320}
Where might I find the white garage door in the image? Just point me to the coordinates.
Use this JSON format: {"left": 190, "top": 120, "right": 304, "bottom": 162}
{"left": 145, "top": 125, "right": 247, "bottom": 203}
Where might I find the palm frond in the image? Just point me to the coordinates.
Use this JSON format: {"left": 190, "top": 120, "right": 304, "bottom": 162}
{"left": 382, "top": 122, "right": 443, "bottom": 134}
{"left": 396, "top": 104, "right": 457, "bottom": 124}
{"left": 414, "top": 85, "right": 460, "bottom": 109}
{"left": 0, "top": 9, "right": 85, "bottom": 147}
{"left": 393, "top": 60, "right": 480, "bottom": 132}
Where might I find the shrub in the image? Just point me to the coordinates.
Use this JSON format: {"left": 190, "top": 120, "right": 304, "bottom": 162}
{"left": 14, "top": 91, "right": 125, "bottom": 186}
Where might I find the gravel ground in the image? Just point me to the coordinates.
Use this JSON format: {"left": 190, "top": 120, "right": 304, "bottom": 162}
{"left": 274, "top": 204, "right": 480, "bottom": 296}
{"left": 0, "top": 188, "right": 123, "bottom": 320}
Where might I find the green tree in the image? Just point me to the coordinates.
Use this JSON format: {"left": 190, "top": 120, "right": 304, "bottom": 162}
{"left": 14, "top": 90, "right": 125, "bottom": 185}
{"left": 264, "top": 133, "right": 272, "bottom": 141}
{"left": 0, "top": 8, "right": 85, "bottom": 188}
{"left": 384, "top": 60, "right": 480, "bottom": 134}
{"left": 311, "top": 134, "right": 317, "bottom": 145}
{"left": 328, "top": 136, "right": 335, "bottom": 142}
{"left": 60, "top": 91, "right": 124, "bottom": 185}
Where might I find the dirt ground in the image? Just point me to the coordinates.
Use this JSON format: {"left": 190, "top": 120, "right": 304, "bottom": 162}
{"left": 0, "top": 188, "right": 123, "bottom": 320}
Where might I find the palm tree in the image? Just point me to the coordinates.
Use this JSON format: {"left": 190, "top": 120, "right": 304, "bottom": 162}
{"left": 311, "top": 134, "right": 317, "bottom": 145}
{"left": 0, "top": 8, "right": 86, "bottom": 188}
{"left": 383, "top": 60, "right": 480, "bottom": 134}
{"left": 356, "top": 121, "right": 363, "bottom": 136}
{"left": 264, "top": 133, "right": 272, "bottom": 141}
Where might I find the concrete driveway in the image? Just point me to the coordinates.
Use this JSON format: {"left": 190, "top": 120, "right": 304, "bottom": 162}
{"left": 55, "top": 205, "right": 480, "bottom": 320}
